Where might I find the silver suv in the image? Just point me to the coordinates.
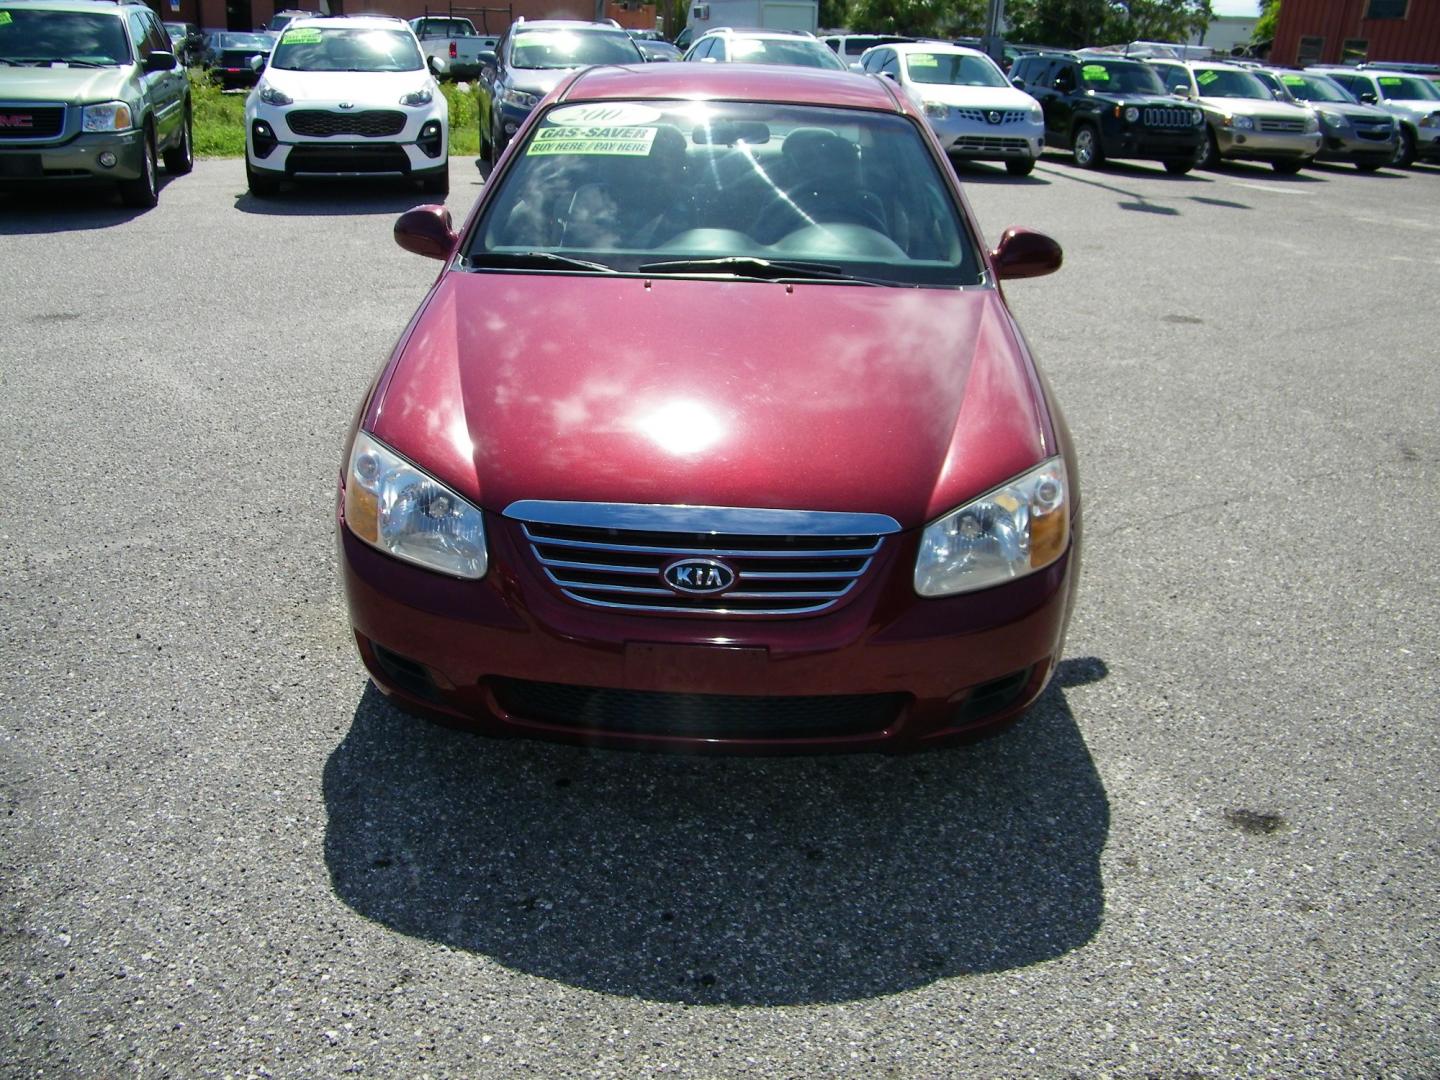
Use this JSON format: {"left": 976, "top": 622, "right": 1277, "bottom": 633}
{"left": 1150, "top": 59, "right": 1321, "bottom": 173}
{"left": 1250, "top": 68, "right": 1396, "bottom": 172}
{"left": 1307, "top": 67, "right": 1440, "bottom": 167}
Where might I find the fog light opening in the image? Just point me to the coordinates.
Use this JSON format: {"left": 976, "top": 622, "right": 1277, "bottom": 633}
{"left": 417, "top": 120, "right": 443, "bottom": 159}
{"left": 98, "top": 151, "right": 117, "bottom": 168}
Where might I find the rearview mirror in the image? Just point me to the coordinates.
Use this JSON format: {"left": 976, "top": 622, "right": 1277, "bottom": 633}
{"left": 395, "top": 205, "right": 458, "bottom": 261}
{"left": 990, "top": 227, "right": 1063, "bottom": 281}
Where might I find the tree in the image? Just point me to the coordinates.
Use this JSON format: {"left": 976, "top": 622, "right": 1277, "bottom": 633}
{"left": 1253, "top": 0, "right": 1280, "bottom": 43}
{"left": 1005, "top": 0, "right": 1214, "bottom": 47}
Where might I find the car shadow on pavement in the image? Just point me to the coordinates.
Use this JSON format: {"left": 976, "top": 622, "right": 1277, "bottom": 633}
{"left": 322, "top": 657, "right": 1111, "bottom": 1006}
{"left": 0, "top": 183, "right": 171, "bottom": 233}
{"left": 948, "top": 161, "right": 1051, "bottom": 186}
{"left": 233, "top": 181, "right": 451, "bottom": 216}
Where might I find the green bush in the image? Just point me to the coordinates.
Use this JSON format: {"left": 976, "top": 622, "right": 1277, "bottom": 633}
{"left": 189, "top": 70, "right": 481, "bottom": 158}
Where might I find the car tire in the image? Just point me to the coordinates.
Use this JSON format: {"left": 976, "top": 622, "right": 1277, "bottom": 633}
{"left": 162, "top": 109, "right": 194, "bottom": 175}
{"left": 420, "top": 166, "right": 449, "bottom": 196}
{"left": 246, "top": 160, "right": 280, "bottom": 198}
{"left": 118, "top": 128, "right": 159, "bottom": 209}
{"left": 1394, "top": 127, "right": 1416, "bottom": 167}
{"left": 1355, "top": 160, "right": 1382, "bottom": 173}
{"left": 1195, "top": 129, "right": 1219, "bottom": 169}
{"left": 1071, "top": 124, "right": 1103, "bottom": 169}
{"left": 1005, "top": 157, "right": 1036, "bottom": 176}
{"left": 1163, "top": 158, "right": 1193, "bottom": 175}
{"left": 1272, "top": 158, "right": 1304, "bottom": 174}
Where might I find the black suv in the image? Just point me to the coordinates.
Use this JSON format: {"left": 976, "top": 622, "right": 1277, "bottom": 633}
{"left": 1010, "top": 53, "right": 1204, "bottom": 173}
{"left": 0, "top": 0, "right": 192, "bottom": 208}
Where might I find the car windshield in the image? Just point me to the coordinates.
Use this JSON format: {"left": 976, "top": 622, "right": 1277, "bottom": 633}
{"left": 1278, "top": 73, "right": 1353, "bottom": 103}
{"left": 904, "top": 51, "right": 1006, "bottom": 86}
{"left": 1374, "top": 73, "right": 1440, "bottom": 100}
{"left": 271, "top": 27, "right": 423, "bottom": 72}
{"left": 510, "top": 28, "right": 642, "bottom": 68}
{"left": 215, "top": 33, "right": 272, "bottom": 50}
{"left": 472, "top": 99, "right": 980, "bottom": 287}
{"left": 423, "top": 19, "right": 475, "bottom": 36}
{"left": 0, "top": 9, "right": 130, "bottom": 65}
{"left": 727, "top": 37, "right": 847, "bottom": 69}
{"left": 845, "top": 36, "right": 907, "bottom": 56}
{"left": 1193, "top": 67, "right": 1270, "bottom": 99}
{"left": 1079, "top": 60, "right": 1165, "bottom": 94}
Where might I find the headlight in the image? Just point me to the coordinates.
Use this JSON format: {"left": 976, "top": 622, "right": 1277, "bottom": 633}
{"left": 1193, "top": 109, "right": 1205, "bottom": 126}
{"left": 400, "top": 86, "right": 434, "bottom": 107}
{"left": 258, "top": 84, "right": 292, "bottom": 106}
{"left": 344, "top": 432, "right": 487, "bottom": 579}
{"left": 1421, "top": 112, "right": 1440, "bottom": 128}
{"left": 1319, "top": 110, "right": 1346, "bottom": 129}
{"left": 1029, "top": 106, "right": 1042, "bottom": 123}
{"left": 1123, "top": 106, "right": 1139, "bottom": 123}
{"left": 923, "top": 101, "right": 948, "bottom": 119}
{"left": 1304, "top": 114, "right": 1320, "bottom": 133}
{"left": 81, "top": 102, "right": 132, "bottom": 132}
{"left": 501, "top": 87, "right": 540, "bottom": 110}
{"left": 914, "top": 458, "right": 1069, "bottom": 597}
{"left": 1228, "top": 114, "right": 1254, "bottom": 130}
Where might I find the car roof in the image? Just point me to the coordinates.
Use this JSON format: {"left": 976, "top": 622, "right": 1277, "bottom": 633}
{"left": 561, "top": 62, "right": 909, "bottom": 115}
{"left": 884, "top": 42, "right": 987, "bottom": 58}
{"left": 286, "top": 14, "right": 407, "bottom": 29}
{"left": 513, "top": 19, "right": 631, "bottom": 31}
{"left": 1, "top": 0, "right": 144, "bottom": 11}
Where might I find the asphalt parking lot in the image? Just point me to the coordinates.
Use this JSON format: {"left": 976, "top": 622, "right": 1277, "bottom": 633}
{"left": 2, "top": 152, "right": 1437, "bottom": 1077}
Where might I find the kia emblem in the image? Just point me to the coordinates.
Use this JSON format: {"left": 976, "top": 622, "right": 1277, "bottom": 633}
{"left": 338, "top": 102, "right": 354, "bottom": 109}
{"left": 662, "top": 558, "right": 736, "bottom": 595}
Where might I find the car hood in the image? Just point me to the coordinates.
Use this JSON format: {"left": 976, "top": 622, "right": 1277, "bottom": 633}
{"left": 1383, "top": 99, "right": 1440, "bottom": 118}
{"left": 507, "top": 67, "right": 571, "bottom": 97}
{"left": 369, "top": 274, "right": 1052, "bottom": 528}
{"left": 912, "top": 84, "right": 1036, "bottom": 111}
{"left": 1199, "top": 96, "right": 1313, "bottom": 119}
{"left": 262, "top": 68, "right": 431, "bottom": 102}
{"left": 0, "top": 66, "right": 132, "bottom": 102}
{"left": 1309, "top": 100, "right": 1393, "bottom": 121}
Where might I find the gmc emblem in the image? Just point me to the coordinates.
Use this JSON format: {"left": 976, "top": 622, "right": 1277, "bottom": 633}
{"left": 0, "top": 115, "right": 34, "bottom": 129}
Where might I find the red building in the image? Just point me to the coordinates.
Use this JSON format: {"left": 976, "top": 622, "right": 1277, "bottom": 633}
{"left": 1272, "top": 0, "right": 1440, "bottom": 66}
{"left": 153, "top": 0, "right": 656, "bottom": 36}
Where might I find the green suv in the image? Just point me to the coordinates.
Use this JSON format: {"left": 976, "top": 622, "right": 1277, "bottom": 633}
{"left": 0, "top": 0, "right": 192, "bottom": 207}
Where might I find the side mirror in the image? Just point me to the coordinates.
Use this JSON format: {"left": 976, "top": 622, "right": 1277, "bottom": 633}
{"left": 478, "top": 49, "right": 497, "bottom": 66}
{"left": 1054, "top": 76, "right": 1073, "bottom": 93}
{"left": 249, "top": 54, "right": 265, "bottom": 72}
{"left": 1270, "top": 87, "right": 1287, "bottom": 101}
{"left": 144, "top": 50, "right": 177, "bottom": 73}
{"left": 990, "top": 227, "right": 1063, "bottom": 281}
{"left": 395, "top": 205, "right": 458, "bottom": 261}
{"left": 428, "top": 54, "right": 447, "bottom": 76}
{"left": 1359, "top": 91, "right": 1377, "bottom": 104}
{"left": 1010, "top": 76, "right": 1025, "bottom": 90}
{"left": 1171, "top": 84, "right": 1191, "bottom": 97}
{"left": 880, "top": 70, "right": 896, "bottom": 80}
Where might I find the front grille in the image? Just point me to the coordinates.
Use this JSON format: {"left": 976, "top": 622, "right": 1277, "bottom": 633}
{"left": 953, "top": 108, "right": 1028, "bottom": 125}
{"left": 1258, "top": 118, "right": 1306, "bottom": 133}
{"left": 1354, "top": 122, "right": 1392, "bottom": 140}
{"left": 1142, "top": 107, "right": 1193, "bottom": 128}
{"left": 506, "top": 501, "right": 900, "bottom": 617}
{"left": 286, "top": 109, "right": 405, "bottom": 137}
{"left": 285, "top": 143, "right": 410, "bottom": 174}
{"left": 0, "top": 103, "right": 66, "bottom": 140}
{"left": 492, "top": 678, "right": 906, "bottom": 738}
{"left": 952, "top": 135, "right": 1031, "bottom": 151}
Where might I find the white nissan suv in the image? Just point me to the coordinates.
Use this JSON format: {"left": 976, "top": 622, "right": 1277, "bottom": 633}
{"left": 245, "top": 15, "right": 448, "bottom": 196}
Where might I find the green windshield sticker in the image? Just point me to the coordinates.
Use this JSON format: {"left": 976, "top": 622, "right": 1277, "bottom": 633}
{"left": 1281, "top": 75, "right": 1306, "bottom": 86}
{"left": 909, "top": 54, "right": 939, "bottom": 68}
{"left": 0, "top": 11, "right": 12, "bottom": 25}
{"left": 1197, "top": 70, "right": 1219, "bottom": 86}
{"left": 527, "top": 125, "right": 658, "bottom": 156}
{"left": 1378, "top": 77, "right": 1402, "bottom": 86}
{"left": 1081, "top": 64, "right": 1109, "bottom": 80}
{"left": 282, "top": 28, "right": 321, "bottom": 44}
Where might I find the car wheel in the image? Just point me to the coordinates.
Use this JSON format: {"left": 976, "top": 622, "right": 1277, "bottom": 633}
{"left": 118, "top": 128, "right": 158, "bottom": 209}
{"left": 246, "top": 159, "right": 280, "bottom": 198}
{"left": 1355, "top": 160, "right": 1382, "bottom": 173}
{"left": 1272, "top": 158, "right": 1304, "bottom": 174}
{"left": 1005, "top": 157, "right": 1036, "bottom": 176}
{"left": 420, "top": 166, "right": 449, "bottom": 196}
{"left": 1195, "top": 128, "right": 1219, "bottom": 169}
{"left": 1163, "top": 158, "right": 1193, "bottom": 175}
{"left": 162, "top": 109, "right": 194, "bottom": 175}
{"left": 1393, "top": 127, "right": 1416, "bottom": 167}
{"left": 1071, "top": 124, "right": 1103, "bottom": 169}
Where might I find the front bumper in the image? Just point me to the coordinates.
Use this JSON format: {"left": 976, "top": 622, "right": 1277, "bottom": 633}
{"left": 928, "top": 114, "right": 1043, "bottom": 162}
{"left": 1415, "top": 125, "right": 1440, "bottom": 162}
{"left": 1214, "top": 126, "right": 1322, "bottom": 162}
{"left": 1315, "top": 123, "right": 1396, "bottom": 164}
{"left": 246, "top": 101, "right": 447, "bottom": 177}
{"left": 1099, "top": 120, "right": 1203, "bottom": 161}
{"left": 338, "top": 502, "right": 1080, "bottom": 754}
{"left": 0, "top": 128, "right": 147, "bottom": 185}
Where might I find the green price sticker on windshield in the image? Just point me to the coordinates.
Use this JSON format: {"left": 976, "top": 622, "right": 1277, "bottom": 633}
{"left": 527, "top": 125, "right": 657, "bottom": 157}
{"left": 1197, "top": 70, "right": 1219, "bottom": 85}
{"left": 909, "top": 54, "right": 938, "bottom": 68}
{"left": 1378, "top": 76, "right": 1401, "bottom": 86}
{"left": 283, "top": 27, "right": 321, "bottom": 44}
{"left": 0, "top": 11, "right": 13, "bottom": 25}
{"left": 1081, "top": 64, "right": 1109, "bottom": 80}
{"left": 1281, "top": 75, "right": 1305, "bottom": 86}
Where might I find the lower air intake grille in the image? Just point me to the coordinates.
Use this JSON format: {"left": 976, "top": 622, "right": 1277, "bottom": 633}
{"left": 287, "top": 109, "right": 406, "bottom": 137}
{"left": 492, "top": 678, "right": 906, "bottom": 738}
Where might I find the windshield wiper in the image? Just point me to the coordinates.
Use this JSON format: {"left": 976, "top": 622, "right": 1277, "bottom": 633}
{"left": 636, "top": 256, "right": 870, "bottom": 283}
{"left": 464, "top": 250, "right": 617, "bottom": 273}
{"left": 18, "top": 57, "right": 110, "bottom": 67}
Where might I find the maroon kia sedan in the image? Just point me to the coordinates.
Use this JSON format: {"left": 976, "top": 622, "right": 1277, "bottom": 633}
{"left": 338, "top": 63, "right": 1080, "bottom": 752}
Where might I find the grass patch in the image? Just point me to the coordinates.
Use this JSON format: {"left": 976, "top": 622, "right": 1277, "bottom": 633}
{"left": 190, "top": 71, "right": 482, "bottom": 159}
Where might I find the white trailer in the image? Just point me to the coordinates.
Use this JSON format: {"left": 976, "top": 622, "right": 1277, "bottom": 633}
{"left": 681, "top": 0, "right": 819, "bottom": 45}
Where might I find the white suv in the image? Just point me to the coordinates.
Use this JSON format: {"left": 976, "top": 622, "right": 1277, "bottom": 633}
{"left": 245, "top": 16, "right": 448, "bottom": 197}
